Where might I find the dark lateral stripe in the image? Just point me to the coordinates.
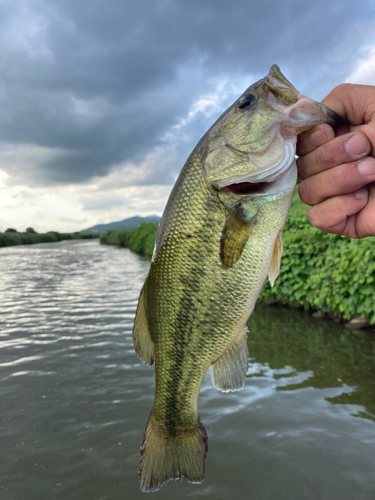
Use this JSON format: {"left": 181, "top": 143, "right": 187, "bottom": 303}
{"left": 163, "top": 196, "right": 220, "bottom": 434}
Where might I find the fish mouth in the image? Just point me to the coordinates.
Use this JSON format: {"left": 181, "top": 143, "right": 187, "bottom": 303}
{"left": 218, "top": 156, "right": 297, "bottom": 198}
{"left": 225, "top": 181, "right": 268, "bottom": 195}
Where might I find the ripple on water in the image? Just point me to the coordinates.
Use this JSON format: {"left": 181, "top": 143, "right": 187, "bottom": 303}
{"left": 1, "top": 240, "right": 375, "bottom": 500}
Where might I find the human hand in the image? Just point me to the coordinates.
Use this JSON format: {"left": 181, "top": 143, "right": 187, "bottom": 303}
{"left": 297, "top": 83, "right": 375, "bottom": 238}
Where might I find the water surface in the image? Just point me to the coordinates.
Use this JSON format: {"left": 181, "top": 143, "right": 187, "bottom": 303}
{"left": 1, "top": 240, "right": 375, "bottom": 499}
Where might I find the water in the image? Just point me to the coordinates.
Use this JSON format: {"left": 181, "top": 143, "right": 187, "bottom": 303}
{"left": 1, "top": 239, "right": 375, "bottom": 500}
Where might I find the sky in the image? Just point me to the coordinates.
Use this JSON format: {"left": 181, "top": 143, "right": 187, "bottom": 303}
{"left": 0, "top": 0, "right": 375, "bottom": 232}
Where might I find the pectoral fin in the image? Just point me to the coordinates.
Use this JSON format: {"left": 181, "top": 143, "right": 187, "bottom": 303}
{"left": 220, "top": 205, "right": 256, "bottom": 269}
{"left": 268, "top": 229, "right": 283, "bottom": 286}
{"left": 210, "top": 328, "right": 249, "bottom": 392}
{"left": 132, "top": 282, "right": 155, "bottom": 366}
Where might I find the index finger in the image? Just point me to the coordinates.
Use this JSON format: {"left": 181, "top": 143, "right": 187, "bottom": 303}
{"left": 296, "top": 123, "right": 335, "bottom": 156}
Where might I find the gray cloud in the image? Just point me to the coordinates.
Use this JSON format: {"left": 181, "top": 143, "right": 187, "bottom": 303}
{"left": 0, "top": 0, "right": 374, "bottom": 187}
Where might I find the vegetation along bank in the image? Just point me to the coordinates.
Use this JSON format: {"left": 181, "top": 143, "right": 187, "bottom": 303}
{"left": 99, "top": 222, "right": 157, "bottom": 257}
{"left": 100, "top": 196, "right": 375, "bottom": 325}
{"left": 0, "top": 229, "right": 99, "bottom": 248}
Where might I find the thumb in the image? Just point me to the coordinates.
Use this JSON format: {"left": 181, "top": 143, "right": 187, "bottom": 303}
{"left": 322, "top": 83, "right": 375, "bottom": 126}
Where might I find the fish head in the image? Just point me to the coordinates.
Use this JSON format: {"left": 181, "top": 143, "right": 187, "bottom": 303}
{"left": 203, "top": 64, "right": 340, "bottom": 201}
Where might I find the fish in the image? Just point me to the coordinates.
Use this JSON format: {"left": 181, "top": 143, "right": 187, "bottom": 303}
{"left": 133, "top": 64, "right": 339, "bottom": 492}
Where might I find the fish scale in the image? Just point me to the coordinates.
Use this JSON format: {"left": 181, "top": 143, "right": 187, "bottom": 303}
{"left": 133, "top": 64, "right": 340, "bottom": 492}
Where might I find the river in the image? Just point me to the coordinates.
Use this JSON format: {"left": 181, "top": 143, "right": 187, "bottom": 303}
{"left": 1, "top": 239, "right": 375, "bottom": 499}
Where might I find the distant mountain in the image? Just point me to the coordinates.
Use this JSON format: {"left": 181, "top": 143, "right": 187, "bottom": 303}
{"left": 81, "top": 215, "right": 161, "bottom": 233}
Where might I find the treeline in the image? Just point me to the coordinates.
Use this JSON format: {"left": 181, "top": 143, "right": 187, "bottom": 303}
{"left": 99, "top": 222, "right": 157, "bottom": 256}
{"left": 0, "top": 230, "right": 99, "bottom": 248}
{"left": 100, "top": 196, "right": 375, "bottom": 323}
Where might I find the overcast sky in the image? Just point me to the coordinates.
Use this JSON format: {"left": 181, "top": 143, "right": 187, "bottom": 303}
{"left": 1, "top": 0, "right": 375, "bottom": 232}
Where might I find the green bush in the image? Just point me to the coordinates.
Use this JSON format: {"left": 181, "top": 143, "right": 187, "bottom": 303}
{"left": 0, "top": 232, "right": 17, "bottom": 246}
{"left": 100, "top": 222, "right": 158, "bottom": 256}
{"left": 259, "top": 194, "right": 375, "bottom": 323}
{"left": 99, "top": 229, "right": 121, "bottom": 246}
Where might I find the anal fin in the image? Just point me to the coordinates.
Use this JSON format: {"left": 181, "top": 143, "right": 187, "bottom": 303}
{"left": 132, "top": 282, "right": 155, "bottom": 366}
{"left": 211, "top": 328, "right": 249, "bottom": 392}
{"left": 268, "top": 229, "right": 283, "bottom": 286}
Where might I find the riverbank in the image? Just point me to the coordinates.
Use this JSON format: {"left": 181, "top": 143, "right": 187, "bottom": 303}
{"left": 99, "top": 222, "right": 157, "bottom": 256}
{"left": 99, "top": 195, "right": 375, "bottom": 325}
{"left": 259, "top": 195, "right": 375, "bottom": 325}
{"left": 0, "top": 231, "right": 99, "bottom": 247}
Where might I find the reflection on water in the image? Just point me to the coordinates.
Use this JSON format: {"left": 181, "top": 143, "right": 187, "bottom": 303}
{"left": 248, "top": 306, "right": 375, "bottom": 421}
{"left": 0, "top": 240, "right": 375, "bottom": 500}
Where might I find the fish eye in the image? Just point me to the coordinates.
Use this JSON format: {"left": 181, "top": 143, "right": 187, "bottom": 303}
{"left": 238, "top": 94, "right": 255, "bottom": 109}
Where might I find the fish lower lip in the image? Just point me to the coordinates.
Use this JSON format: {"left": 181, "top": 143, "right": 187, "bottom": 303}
{"left": 224, "top": 181, "right": 268, "bottom": 195}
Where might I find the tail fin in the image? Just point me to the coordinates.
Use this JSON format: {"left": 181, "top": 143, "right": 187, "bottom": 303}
{"left": 138, "top": 413, "right": 208, "bottom": 492}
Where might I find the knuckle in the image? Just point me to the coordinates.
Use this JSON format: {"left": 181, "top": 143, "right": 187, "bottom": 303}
{"left": 329, "top": 164, "right": 351, "bottom": 189}
{"left": 326, "top": 83, "right": 352, "bottom": 102}
{"left": 315, "top": 144, "right": 336, "bottom": 169}
{"left": 335, "top": 83, "right": 352, "bottom": 95}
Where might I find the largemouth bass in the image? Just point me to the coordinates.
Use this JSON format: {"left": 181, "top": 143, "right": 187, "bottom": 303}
{"left": 133, "top": 65, "right": 339, "bottom": 492}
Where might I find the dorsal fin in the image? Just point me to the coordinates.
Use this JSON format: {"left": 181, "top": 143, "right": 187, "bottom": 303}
{"left": 132, "top": 282, "right": 155, "bottom": 366}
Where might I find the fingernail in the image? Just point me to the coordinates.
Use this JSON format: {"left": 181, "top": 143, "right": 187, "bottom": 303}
{"left": 310, "top": 130, "right": 327, "bottom": 147}
{"left": 345, "top": 135, "right": 368, "bottom": 156}
{"left": 358, "top": 157, "right": 375, "bottom": 175}
{"left": 354, "top": 188, "right": 368, "bottom": 200}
